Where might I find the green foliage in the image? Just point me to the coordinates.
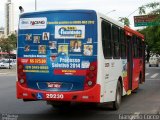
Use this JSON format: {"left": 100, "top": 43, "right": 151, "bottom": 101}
{"left": 0, "top": 34, "right": 17, "bottom": 53}
{"left": 139, "top": 20, "right": 160, "bottom": 54}
{"left": 138, "top": 2, "right": 160, "bottom": 15}
{"left": 138, "top": 6, "right": 146, "bottom": 14}
{"left": 139, "top": 2, "right": 160, "bottom": 54}
{"left": 119, "top": 17, "right": 130, "bottom": 26}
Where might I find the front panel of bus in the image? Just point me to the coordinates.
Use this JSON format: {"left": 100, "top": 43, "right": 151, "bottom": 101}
{"left": 17, "top": 10, "right": 100, "bottom": 102}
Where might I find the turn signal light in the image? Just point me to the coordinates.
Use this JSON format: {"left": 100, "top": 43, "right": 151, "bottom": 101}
{"left": 84, "top": 62, "right": 97, "bottom": 90}
{"left": 89, "top": 65, "right": 95, "bottom": 71}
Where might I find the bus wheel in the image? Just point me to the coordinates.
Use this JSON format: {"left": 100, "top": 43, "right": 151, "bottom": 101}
{"left": 112, "top": 81, "right": 122, "bottom": 110}
{"left": 47, "top": 101, "right": 71, "bottom": 109}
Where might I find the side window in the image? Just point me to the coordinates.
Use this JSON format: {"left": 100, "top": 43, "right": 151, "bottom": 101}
{"left": 112, "top": 25, "right": 120, "bottom": 58}
{"left": 133, "top": 36, "right": 138, "bottom": 58}
{"left": 120, "top": 29, "right": 126, "bottom": 58}
{"left": 138, "top": 37, "right": 142, "bottom": 58}
{"left": 101, "top": 21, "right": 112, "bottom": 59}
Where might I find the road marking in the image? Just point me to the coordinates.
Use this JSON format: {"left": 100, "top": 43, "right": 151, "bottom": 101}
{"left": 0, "top": 73, "right": 15, "bottom": 76}
{"left": 150, "top": 73, "right": 159, "bottom": 78}
{"left": 0, "top": 73, "right": 7, "bottom": 75}
{"left": 145, "top": 73, "right": 149, "bottom": 76}
{"left": 146, "top": 79, "right": 160, "bottom": 81}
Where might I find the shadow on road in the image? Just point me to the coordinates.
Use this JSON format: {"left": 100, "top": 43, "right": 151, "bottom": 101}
{"left": 16, "top": 88, "right": 147, "bottom": 120}
{"left": 16, "top": 103, "right": 120, "bottom": 120}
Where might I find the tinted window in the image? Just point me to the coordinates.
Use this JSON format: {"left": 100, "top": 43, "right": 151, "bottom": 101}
{"left": 138, "top": 37, "right": 142, "bottom": 57}
{"left": 133, "top": 36, "right": 138, "bottom": 58}
{"left": 120, "top": 29, "right": 126, "bottom": 58}
{"left": 112, "top": 25, "right": 120, "bottom": 58}
{"left": 101, "top": 21, "right": 112, "bottom": 58}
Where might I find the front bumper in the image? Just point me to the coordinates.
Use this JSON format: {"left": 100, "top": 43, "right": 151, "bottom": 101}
{"left": 16, "top": 82, "right": 101, "bottom": 103}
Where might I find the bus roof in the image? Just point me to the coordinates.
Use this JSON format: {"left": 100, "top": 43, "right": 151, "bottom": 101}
{"left": 20, "top": 9, "right": 97, "bottom": 17}
{"left": 20, "top": 9, "right": 124, "bottom": 28}
{"left": 97, "top": 12, "right": 124, "bottom": 28}
{"left": 124, "top": 26, "right": 144, "bottom": 40}
{"left": 19, "top": 9, "right": 144, "bottom": 40}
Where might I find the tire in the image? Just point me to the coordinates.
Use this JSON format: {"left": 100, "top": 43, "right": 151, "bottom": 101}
{"left": 47, "top": 101, "right": 71, "bottom": 109}
{"left": 149, "top": 64, "right": 151, "bottom": 67}
{"left": 156, "top": 64, "right": 159, "bottom": 67}
{"left": 112, "top": 81, "right": 122, "bottom": 110}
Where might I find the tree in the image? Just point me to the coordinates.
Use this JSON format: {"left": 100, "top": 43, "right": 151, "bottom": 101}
{"left": 119, "top": 17, "right": 130, "bottom": 26}
{"left": 119, "top": 2, "right": 160, "bottom": 26}
{"left": 138, "top": 2, "right": 160, "bottom": 15}
{"left": 0, "top": 34, "right": 17, "bottom": 53}
{"left": 138, "top": 2, "right": 160, "bottom": 60}
{"left": 0, "top": 34, "right": 17, "bottom": 69}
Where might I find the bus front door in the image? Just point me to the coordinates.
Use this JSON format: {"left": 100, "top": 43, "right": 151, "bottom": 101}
{"left": 127, "top": 36, "right": 133, "bottom": 94}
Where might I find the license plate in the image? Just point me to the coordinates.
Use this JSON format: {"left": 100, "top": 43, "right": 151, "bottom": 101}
{"left": 47, "top": 82, "right": 62, "bottom": 88}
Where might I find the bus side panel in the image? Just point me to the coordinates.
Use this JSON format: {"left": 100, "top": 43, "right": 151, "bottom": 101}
{"left": 132, "top": 59, "right": 143, "bottom": 90}
{"left": 96, "top": 15, "right": 105, "bottom": 103}
{"left": 103, "top": 59, "right": 127, "bottom": 102}
{"left": 97, "top": 18, "right": 127, "bottom": 103}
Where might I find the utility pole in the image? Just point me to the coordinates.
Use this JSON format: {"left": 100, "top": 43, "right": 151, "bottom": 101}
{"left": 106, "top": 10, "right": 116, "bottom": 15}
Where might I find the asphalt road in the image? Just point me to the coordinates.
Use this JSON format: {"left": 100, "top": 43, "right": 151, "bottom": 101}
{"left": 0, "top": 64, "right": 160, "bottom": 120}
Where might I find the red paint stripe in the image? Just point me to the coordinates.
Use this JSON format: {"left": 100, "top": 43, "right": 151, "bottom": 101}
{"left": 18, "top": 58, "right": 46, "bottom": 64}
{"left": 54, "top": 69, "right": 87, "bottom": 76}
{"left": 16, "top": 82, "right": 100, "bottom": 103}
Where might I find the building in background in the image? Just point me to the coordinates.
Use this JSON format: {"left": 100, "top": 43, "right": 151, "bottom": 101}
{"left": 4, "top": 0, "right": 14, "bottom": 37}
{"left": 0, "top": 27, "right": 5, "bottom": 38}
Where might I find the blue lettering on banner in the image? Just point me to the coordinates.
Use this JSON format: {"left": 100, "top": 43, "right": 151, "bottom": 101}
{"left": 21, "top": 20, "right": 29, "bottom": 24}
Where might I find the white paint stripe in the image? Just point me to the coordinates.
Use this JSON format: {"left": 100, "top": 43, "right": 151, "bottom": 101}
{"left": 150, "top": 73, "right": 159, "bottom": 78}
{"left": 146, "top": 79, "right": 160, "bottom": 81}
{"left": 0, "top": 73, "right": 15, "bottom": 75}
{"left": 0, "top": 73, "right": 7, "bottom": 75}
{"left": 0, "top": 74, "right": 15, "bottom": 76}
{"left": 145, "top": 73, "right": 149, "bottom": 76}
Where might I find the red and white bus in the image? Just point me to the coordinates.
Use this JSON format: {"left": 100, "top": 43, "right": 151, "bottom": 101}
{"left": 17, "top": 10, "right": 145, "bottom": 110}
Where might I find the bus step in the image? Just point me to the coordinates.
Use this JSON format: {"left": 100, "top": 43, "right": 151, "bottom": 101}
{"left": 127, "top": 90, "right": 132, "bottom": 95}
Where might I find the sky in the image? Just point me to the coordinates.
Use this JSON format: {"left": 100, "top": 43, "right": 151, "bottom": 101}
{"left": 0, "top": 0, "right": 159, "bottom": 30}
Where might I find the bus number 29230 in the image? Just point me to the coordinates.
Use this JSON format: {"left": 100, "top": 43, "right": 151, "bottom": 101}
{"left": 46, "top": 94, "right": 64, "bottom": 99}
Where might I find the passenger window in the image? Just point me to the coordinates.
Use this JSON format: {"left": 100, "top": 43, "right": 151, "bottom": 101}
{"left": 138, "top": 37, "right": 142, "bottom": 58}
{"left": 101, "top": 21, "right": 112, "bottom": 59}
{"left": 133, "top": 36, "right": 138, "bottom": 58}
{"left": 120, "top": 29, "right": 126, "bottom": 58}
{"left": 112, "top": 25, "right": 120, "bottom": 58}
